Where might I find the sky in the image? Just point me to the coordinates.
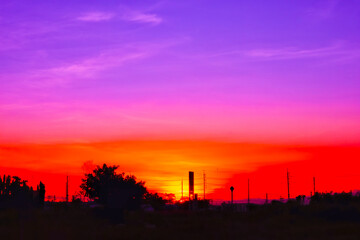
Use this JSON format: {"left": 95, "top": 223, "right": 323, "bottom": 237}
{"left": 1, "top": 0, "right": 360, "bottom": 200}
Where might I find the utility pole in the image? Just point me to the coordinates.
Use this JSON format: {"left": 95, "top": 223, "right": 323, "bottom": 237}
{"left": 248, "top": 179, "right": 250, "bottom": 205}
{"left": 313, "top": 177, "right": 316, "bottom": 194}
{"left": 181, "top": 178, "right": 183, "bottom": 199}
{"left": 266, "top": 193, "right": 268, "bottom": 204}
{"left": 203, "top": 171, "right": 206, "bottom": 200}
{"left": 66, "top": 175, "right": 69, "bottom": 203}
{"left": 287, "top": 169, "right": 290, "bottom": 200}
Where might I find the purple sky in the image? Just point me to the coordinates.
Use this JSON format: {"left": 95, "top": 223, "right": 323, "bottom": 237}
{"left": 1, "top": 0, "right": 360, "bottom": 144}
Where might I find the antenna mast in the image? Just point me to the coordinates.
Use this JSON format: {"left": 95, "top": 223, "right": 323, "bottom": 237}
{"left": 248, "top": 178, "right": 250, "bottom": 204}
{"left": 66, "top": 175, "right": 69, "bottom": 203}
{"left": 287, "top": 169, "right": 290, "bottom": 200}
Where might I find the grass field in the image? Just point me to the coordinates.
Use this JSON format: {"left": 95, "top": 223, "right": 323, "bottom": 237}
{"left": 0, "top": 203, "right": 360, "bottom": 240}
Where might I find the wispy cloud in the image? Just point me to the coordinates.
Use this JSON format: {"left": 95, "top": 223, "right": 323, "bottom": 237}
{"left": 244, "top": 45, "right": 341, "bottom": 60}
{"left": 188, "top": 42, "right": 360, "bottom": 69}
{"left": 25, "top": 47, "right": 148, "bottom": 87}
{"left": 48, "top": 50, "right": 146, "bottom": 76}
{"left": 20, "top": 39, "right": 183, "bottom": 88}
{"left": 122, "top": 11, "right": 162, "bottom": 25}
{"left": 210, "top": 43, "right": 360, "bottom": 62}
{"left": 77, "top": 12, "right": 115, "bottom": 22}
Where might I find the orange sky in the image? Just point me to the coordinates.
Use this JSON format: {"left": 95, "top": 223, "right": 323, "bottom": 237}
{"left": 1, "top": 140, "right": 359, "bottom": 201}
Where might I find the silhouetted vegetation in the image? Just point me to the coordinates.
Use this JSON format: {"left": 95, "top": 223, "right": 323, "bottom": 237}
{"left": 38, "top": 181, "right": 45, "bottom": 206}
{"left": 310, "top": 191, "right": 360, "bottom": 205}
{"left": 1, "top": 168, "right": 360, "bottom": 239}
{"left": 80, "top": 164, "right": 147, "bottom": 210}
{"left": 143, "top": 192, "right": 168, "bottom": 210}
{"left": 0, "top": 175, "right": 45, "bottom": 208}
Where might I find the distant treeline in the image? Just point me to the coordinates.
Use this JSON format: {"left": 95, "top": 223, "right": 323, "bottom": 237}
{"left": 309, "top": 191, "right": 360, "bottom": 204}
{"left": 0, "top": 175, "right": 45, "bottom": 208}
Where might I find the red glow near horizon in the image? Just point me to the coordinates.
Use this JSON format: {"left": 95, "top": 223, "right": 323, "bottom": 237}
{"left": 1, "top": 141, "right": 359, "bottom": 201}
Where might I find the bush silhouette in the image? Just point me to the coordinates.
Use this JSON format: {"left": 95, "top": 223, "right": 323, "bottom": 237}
{"left": 80, "top": 164, "right": 147, "bottom": 210}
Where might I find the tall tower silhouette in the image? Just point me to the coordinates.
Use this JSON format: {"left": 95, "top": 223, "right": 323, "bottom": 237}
{"left": 189, "top": 171, "right": 194, "bottom": 201}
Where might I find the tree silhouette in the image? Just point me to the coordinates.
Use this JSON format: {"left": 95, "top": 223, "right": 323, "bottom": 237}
{"left": 310, "top": 191, "right": 358, "bottom": 205}
{"left": 0, "top": 175, "right": 30, "bottom": 200}
{"left": 144, "top": 192, "right": 168, "bottom": 210}
{"left": 80, "top": 164, "right": 147, "bottom": 209}
{"left": 38, "top": 181, "right": 45, "bottom": 205}
{"left": 0, "top": 174, "right": 44, "bottom": 208}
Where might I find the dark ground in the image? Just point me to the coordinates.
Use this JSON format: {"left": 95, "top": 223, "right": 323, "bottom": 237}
{"left": 0, "top": 203, "right": 360, "bottom": 240}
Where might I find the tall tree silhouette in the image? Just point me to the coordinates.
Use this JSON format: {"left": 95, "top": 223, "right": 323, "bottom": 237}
{"left": 38, "top": 181, "right": 45, "bottom": 205}
{"left": 80, "top": 164, "right": 147, "bottom": 209}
